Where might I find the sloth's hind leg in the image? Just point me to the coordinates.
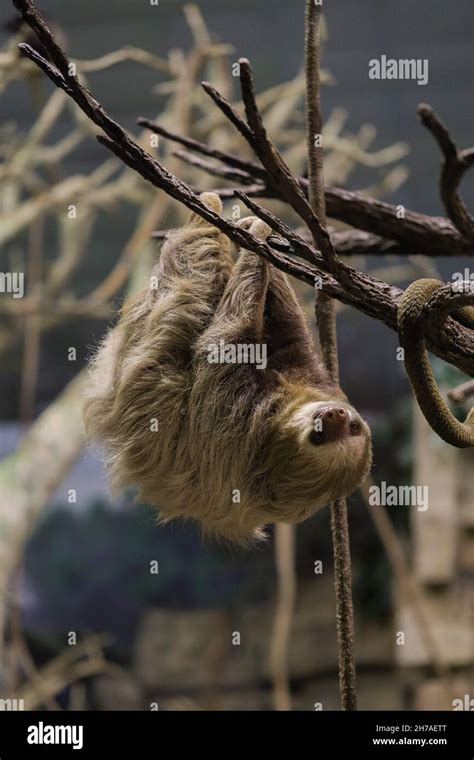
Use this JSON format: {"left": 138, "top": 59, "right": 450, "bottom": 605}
{"left": 210, "top": 218, "right": 272, "bottom": 342}
{"left": 226, "top": 215, "right": 332, "bottom": 387}
{"left": 146, "top": 192, "right": 234, "bottom": 366}
{"left": 263, "top": 265, "right": 329, "bottom": 386}
{"left": 194, "top": 218, "right": 272, "bottom": 392}
{"left": 189, "top": 219, "right": 273, "bottom": 507}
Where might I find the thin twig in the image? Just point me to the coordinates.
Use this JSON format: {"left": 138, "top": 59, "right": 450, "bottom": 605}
{"left": 418, "top": 104, "right": 474, "bottom": 242}
{"left": 136, "top": 117, "right": 266, "bottom": 179}
{"left": 447, "top": 378, "right": 474, "bottom": 403}
{"left": 201, "top": 79, "right": 255, "bottom": 144}
{"left": 19, "top": 216, "right": 43, "bottom": 425}
{"left": 238, "top": 57, "right": 350, "bottom": 286}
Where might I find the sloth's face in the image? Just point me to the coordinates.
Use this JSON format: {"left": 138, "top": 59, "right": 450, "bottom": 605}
{"left": 290, "top": 400, "right": 368, "bottom": 447}
{"left": 268, "top": 395, "right": 372, "bottom": 520}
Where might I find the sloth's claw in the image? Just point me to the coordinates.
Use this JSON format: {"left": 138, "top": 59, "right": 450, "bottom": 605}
{"left": 198, "top": 192, "right": 223, "bottom": 214}
{"left": 186, "top": 192, "right": 223, "bottom": 227}
{"left": 235, "top": 215, "right": 260, "bottom": 230}
{"left": 236, "top": 216, "right": 272, "bottom": 241}
{"left": 248, "top": 218, "right": 272, "bottom": 241}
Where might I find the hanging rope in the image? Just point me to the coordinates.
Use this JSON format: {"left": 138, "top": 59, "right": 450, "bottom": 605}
{"left": 305, "top": 0, "right": 358, "bottom": 711}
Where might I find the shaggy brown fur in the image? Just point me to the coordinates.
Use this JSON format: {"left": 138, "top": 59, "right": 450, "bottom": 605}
{"left": 84, "top": 193, "right": 371, "bottom": 542}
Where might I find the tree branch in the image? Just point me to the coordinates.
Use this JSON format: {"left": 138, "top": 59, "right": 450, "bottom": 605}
{"left": 11, "top": 0, "right": 474, "bottom": 385}
{"left": 447, "top": 379, "right": 474, "bottom": 404}
{"left": 418, "top": 104, "right": 474, "bottom": 242}
{"left": 141, "top": 120, "right": 473, "bottom": 257}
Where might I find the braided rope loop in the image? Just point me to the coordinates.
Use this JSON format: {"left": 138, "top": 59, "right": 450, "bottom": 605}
{"left": 398, "top": 278, "right": 474, "bottom": 448}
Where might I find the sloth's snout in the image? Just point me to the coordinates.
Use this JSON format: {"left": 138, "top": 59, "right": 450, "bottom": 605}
{"left": 310, "top": 405, "right": 363, "bottom": 444}
{"left": 322, "top": 406, "right": 350, "bottom": 439}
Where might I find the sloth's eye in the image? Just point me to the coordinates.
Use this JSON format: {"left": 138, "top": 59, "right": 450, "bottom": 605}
{"left": 309, "top": 429, "right": 324, "bottom": 445}
{"left": 350, "top": 421, "right": 361, "bottom": 434}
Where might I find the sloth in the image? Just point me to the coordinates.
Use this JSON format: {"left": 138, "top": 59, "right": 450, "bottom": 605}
{"left": 84, "top": 193, "right": 371, "bottom": 542}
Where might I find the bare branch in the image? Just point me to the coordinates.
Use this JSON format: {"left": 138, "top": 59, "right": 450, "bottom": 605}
{"left": 418, "top": 104, "right": 474, "bottom": 242}
{"left": 173, "top": 148, "right": 254, "bottom": 185}
{"left": 238, "top": 57, "right": 348, "bottom": 283}
{"left": 201, "top": 79, "right": 255, "bottom": 144}
{"left": 142, "top": 121, "right": 473, "bottom": 258}
{"left": 447, "top": 379, "right": 474, "bottom": 404}
{"left": 136, "top": 117, "right": 266, "bottom": 180}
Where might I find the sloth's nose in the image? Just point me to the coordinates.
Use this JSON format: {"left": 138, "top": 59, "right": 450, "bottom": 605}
{"left": 320, "top": 406, "right": 362, "bottom": 441}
